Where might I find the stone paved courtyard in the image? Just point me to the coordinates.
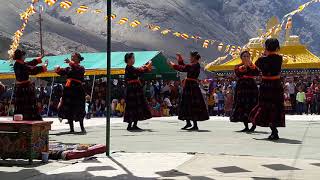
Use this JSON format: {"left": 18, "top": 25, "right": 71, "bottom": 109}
{"left": 0, "top": 115, "right": 320, "bottom": 179}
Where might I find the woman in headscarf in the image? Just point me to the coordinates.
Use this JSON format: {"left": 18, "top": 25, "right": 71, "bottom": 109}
{"left": 13, "top": 49, "right": 48, "bottom": 120}
{"left": 169, "top": 52, "right": 209, "bottom": 130}
{"left": 124, "top": 53, "right": 152, "bottom": 131}
{"left": 230, "top": 51, "right": 259, "bottom": 132}
{"left": 249, "top": 38, "right": 285, "bottom": 140}
{"left": 55, "top": 52, "right": 86, "bottom": 133}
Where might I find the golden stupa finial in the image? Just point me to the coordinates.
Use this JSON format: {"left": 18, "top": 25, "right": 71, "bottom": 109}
{"left": 285, "top": 17, "right": 293, "bottom": 41}
{"left": 266, "top": 16, "right": 280, "bottom": 39}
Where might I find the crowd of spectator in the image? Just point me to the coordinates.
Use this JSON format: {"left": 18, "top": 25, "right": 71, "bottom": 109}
{"left": 1, "top": 74, "right": 320, "bottom": 118}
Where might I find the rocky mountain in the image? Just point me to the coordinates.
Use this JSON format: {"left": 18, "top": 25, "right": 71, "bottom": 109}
{"left": 0, "top": 0, "right": 319, "bottom": 62}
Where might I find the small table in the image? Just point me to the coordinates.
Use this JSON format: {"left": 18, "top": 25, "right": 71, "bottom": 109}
{"left": 0, "top": 121, "right": 53, "bottom": 164}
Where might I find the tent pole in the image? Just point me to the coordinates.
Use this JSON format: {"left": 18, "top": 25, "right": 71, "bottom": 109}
{"left": 39, "top": 11, "right": 44, "bottom": 56}
{"left": 106, "top": 0, "right": 112, "bottom": 157}
{"left": 47, "top": 76, "right": 55, "bottom": 117}
{"left": 90, "top": 75, "right": 96, "bottom": 102}
{"left": 7, "top": 83, "right": 15, "bottom": 116}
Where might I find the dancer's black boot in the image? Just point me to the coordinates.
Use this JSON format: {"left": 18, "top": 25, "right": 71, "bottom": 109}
{"left": 181, "top": 120, "right": 192, "bottom": 130}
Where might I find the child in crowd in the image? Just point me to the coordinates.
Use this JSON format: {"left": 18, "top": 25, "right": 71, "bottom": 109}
{"left": 224, "top": 86, "right": 233, "bottom": 117}
{"left": 150, "top": 98, "right": 161, "bottom": 117}
{"left": 305, "top": 88, "right": 314, "bottom": 114}
{"left": 213, "top": 89, "right": 219, "bottom": 115}
{"left": 217, "top": 88, "right": 225, "bottom": 116}
{"left": 296, "top": 87, "right": 306, "bottom": 115}
{"left": 207, "top": 90, "right": 215, "bottom": 116}
{"left": 284, "top": 88, "right": 292, "bottom": 114}
{"left": 85, "top": 95, "right": 92, "bottom": 119}
{"left": 116, "top": 99, "right": 126, "bottom": 117}
{"left": 162, "top": 104, "right": 170, "bottom": 117}
{"left": 163, "top": 96, "right": 173, "bottom": 115}
{"left": 171, "top": 99, "right": 178, "bottom": 116}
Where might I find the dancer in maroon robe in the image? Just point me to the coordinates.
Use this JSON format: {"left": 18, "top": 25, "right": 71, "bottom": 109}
{"left": 249, "top": 38, "right": 285, "bottom": 140}
{"left": 169, "top": 52, "right": 209, "bottom": 131}
{"left": 55, "top": 52, "right": 86, "bottom": 133}
{"left": 230, "top": 51, "right": 259, "bottom": 132}
{"left": 124, "top": 53, "right": 152, "bottom": 131}
{"left": 13, "top": 49, "right": 48, "bottom": 120}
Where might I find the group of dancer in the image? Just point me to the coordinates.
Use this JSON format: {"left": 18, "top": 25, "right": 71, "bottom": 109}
{"left": 12, "top": 49, "right": 86, "bottom": 133}
{"left": 8, "top": 38, "right": 285, "bottom": 140}
{"left": 230, "top": 38, "right": 285, "bottom": 140}
{"left": 124, "top": 38, "right": 285, "bottom": 140}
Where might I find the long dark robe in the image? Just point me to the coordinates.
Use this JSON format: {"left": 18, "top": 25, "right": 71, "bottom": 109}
{"left": 123, "top": 65, "right": 152, "bottom": 123}
{"left": 14, "top": 58, "right": 46, "bottom": 120}
{"left": 173, "top": 59, "right": 209, "bottom": 121}
{"left": 249, "top": 54, "right": 285, "bottom": 127}
{"left": 230, "top": 64, "right": 259, "bottom": 123}
{"left": 56, "top": 62, "right": 86, "bottom": 122}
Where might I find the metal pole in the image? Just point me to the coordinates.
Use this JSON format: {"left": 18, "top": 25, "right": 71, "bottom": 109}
{"left": 106, "top": 0, "right": 112, "bottom": 156}
{"left": 39, "top": 12, "right": 44, "bottom": 56}
{"left": 90, "top": 75, "right": 96, "bottom": 102}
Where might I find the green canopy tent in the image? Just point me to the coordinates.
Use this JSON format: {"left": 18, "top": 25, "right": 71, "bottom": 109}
{"left": 0, "top": 51, "right": 178, "bottom": 80}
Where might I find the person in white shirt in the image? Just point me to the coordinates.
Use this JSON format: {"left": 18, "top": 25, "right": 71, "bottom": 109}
{"left": 163, "top": 96, "right": 173, "bottom": 115}
{"left": 285, "top": 78, "right": 296, "bottom": 114}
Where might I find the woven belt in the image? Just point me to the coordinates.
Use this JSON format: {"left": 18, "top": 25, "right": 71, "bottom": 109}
{"left": 127, "top": 79, "right": 141, "bottom": 84}
{"left": 66, "top": 78, "right": 82, "bottom": 87}
{"left": 182, "top": 78, "right": 198, "bottom": 87}
{"left": 16, "top": 80, "right": 31, "bottom": 85}
{"left": 240, "top": 75, "right": 255, "bottom": 79}
{"left": 262, "top": 75, "right": 281, "bottom": 80}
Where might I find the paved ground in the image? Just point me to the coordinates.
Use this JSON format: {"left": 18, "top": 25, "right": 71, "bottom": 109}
{"left": 1, "top": 115, "right": 320, "bottom": 179}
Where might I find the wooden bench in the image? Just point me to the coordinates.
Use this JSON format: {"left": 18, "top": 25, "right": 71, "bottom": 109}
{"left": 0, "top": 121, "right": 53, "bottom": 164}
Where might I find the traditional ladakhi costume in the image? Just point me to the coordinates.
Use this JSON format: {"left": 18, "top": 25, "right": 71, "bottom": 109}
{"left": 172, "top": 56, "right": 209, "bottom": 122}
{"left": 14, "top": 53, "right": 47, "bottom": 120}
{"left": 124, "top": 65, "right": 152, "bottom": 124}
{"left": 230, "top": 64, "right": 259, "bottom": 126}
{"left": 55, "top": 60, "right": 86, "bottom": 132}
{"left": 249, "top": 54, "right": 285, "bottom": 129}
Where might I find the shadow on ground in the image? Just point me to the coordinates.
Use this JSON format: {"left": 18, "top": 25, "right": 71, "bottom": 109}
{"left": 253, "top": 138, "right": 302, "bottom": 144}
{"left": 0, "top": 169, "right": 157, "bottom": 180}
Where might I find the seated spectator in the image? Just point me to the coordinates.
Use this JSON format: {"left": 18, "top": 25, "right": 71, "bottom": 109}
{"left": 171, "top": 99, "right": 178, "bottom": 116}
{"left": 163, "top": 96, "right": 173, "bottom": 115}
{"left": 162, "top": 104, "right": 170, "bottom": 117}
{"left": 100, "top": 100, "right": 107, "bottom": 117}
{"left": 85, "top": 95, "right": 92, "bottom": 119}
{"left": 93, "top": 99, "right": 102, "bottom": 117}
{"left": 111, "top": 99, "right": 118, "bottom": 117}
{"left": 150, "top": 98, "right": 161, "bottom": 117}
{"left": 41, "top": 104, "right": 48, "bottom": 116}
{"left": 116, "top": 99, "right": 126, "bottom": 117}
{"left": 8, "top": 104, "right": 14, "bottom": 116}
{"left": 0, "top": 103, "right": 6, "bottom": 116}
{"left": 37, "top": 102, "right": 43, "bottom": 115}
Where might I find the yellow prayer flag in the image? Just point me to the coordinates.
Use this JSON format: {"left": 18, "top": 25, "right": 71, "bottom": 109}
{"left": 76, "top": 5, "right": 89, "bottom": 14}
{"left": 44, "top": 0, "right": 57, "bottom": 6}
{"left": 60, "top": 1, "right": 72, "bottom": 9}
